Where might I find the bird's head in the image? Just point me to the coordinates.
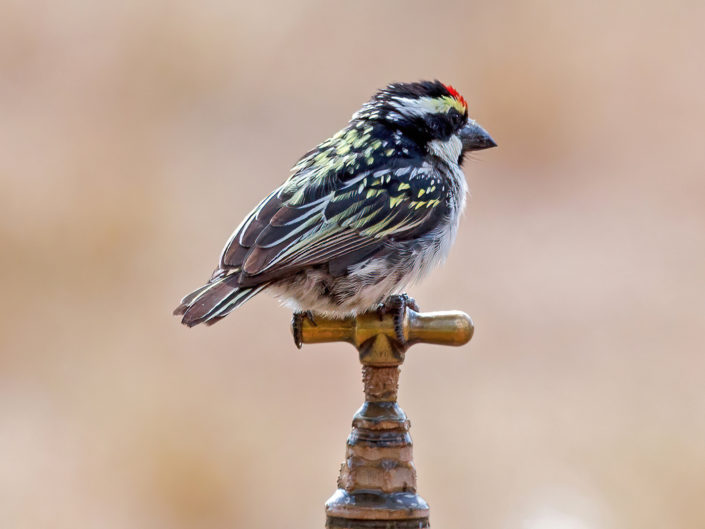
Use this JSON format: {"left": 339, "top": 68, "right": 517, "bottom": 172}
{"left": 353, "top": 80, "right": 496, "bottom": 165}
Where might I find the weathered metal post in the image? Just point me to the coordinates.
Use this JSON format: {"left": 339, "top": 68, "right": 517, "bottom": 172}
{"left": 295, "top": 309, "right": 474, "bottom": 529}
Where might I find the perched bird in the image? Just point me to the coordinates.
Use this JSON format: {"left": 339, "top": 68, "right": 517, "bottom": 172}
{"left": 174, "top": 80, "right": 495, "bottom": 346}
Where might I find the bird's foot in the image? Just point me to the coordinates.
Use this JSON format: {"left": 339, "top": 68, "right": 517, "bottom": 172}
{"left": 376, "top": 294, "right": 420, "bottom": 344}
{"left": 292, "top": 310, "right": 316, "bottom": 349}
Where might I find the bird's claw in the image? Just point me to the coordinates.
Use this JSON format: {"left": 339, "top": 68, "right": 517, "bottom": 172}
{"left": 292, "top": 310, "right": 316, "bottom": 349}
{"left": 376, "top": 294, "right": 420, "bottom": 344}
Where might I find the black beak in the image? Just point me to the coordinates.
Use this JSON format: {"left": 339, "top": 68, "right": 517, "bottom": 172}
{"left": 459, "top": 121, "right": 497, "bottom": 152}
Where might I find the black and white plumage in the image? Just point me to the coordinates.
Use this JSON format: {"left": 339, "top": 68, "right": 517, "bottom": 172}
{"left": 174, "top": 80, "right": 495, "bottom": 329}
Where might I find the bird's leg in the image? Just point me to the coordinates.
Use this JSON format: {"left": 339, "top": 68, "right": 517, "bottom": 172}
{"left": 292, "top": 310, "right": 316, "bottom": 349}
{"left": 400, "top": 293, "right": 420, "bottom": 313}
{"left": 376, "top": 293, "right": 420, "bottom": 344}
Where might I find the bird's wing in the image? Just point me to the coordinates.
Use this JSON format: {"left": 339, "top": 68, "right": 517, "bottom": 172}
{"left": 219, "top": 162, "right": 450, "bottom": 284}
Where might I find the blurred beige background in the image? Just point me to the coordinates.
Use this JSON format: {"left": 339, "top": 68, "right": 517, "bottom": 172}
{"left": 1, "top": 1, "right": 704, "bottom": 528}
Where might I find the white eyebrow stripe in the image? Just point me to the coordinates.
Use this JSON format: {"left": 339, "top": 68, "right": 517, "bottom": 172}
{"left": 391, "top": 96, "right": 450, "bottom": 117}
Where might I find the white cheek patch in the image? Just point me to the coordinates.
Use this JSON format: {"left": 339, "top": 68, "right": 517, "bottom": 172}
{"left": 427, "top": 136, "right": 462, "bottom": 165}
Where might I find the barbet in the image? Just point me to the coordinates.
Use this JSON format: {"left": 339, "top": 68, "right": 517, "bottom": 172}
{"left": 174, "top": 81, "right": 496, "bottom": 346}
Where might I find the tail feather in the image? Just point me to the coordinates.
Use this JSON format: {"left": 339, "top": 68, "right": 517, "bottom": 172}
{"left": 174, "top": 276, "right": 267, "bottom": 327}
{"left": 173, "top": 284, "right": 212, "bottom": 314}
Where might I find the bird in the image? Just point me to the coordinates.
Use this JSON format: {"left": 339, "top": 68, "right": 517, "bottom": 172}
{"left": 174, "top": 80, "right": 496, "bottom": 347}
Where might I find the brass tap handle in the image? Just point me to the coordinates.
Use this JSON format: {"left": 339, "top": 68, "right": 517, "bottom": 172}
{"left": 294, "top": 309, "right": 474, "bottom": 366}
{"left": 404, "top": 310, "right": 474, "bottom": 346}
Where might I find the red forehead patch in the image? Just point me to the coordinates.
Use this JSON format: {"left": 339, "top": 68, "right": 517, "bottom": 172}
{"left": 443, "top": 84, "right": 467, "bottom": 109}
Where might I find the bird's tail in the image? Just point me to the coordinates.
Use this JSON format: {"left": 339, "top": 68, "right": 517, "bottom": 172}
{"left": 173, "top": 275, "right": 267, "bottom": 327}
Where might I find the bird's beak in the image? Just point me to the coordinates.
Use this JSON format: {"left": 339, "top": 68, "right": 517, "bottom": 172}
{"left": 459, "top": 121, "right": 497, "bottom": 152}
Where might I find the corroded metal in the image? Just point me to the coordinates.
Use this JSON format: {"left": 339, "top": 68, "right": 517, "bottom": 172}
{"left": 294, "top": 308, "right": 474, "bottom": 529}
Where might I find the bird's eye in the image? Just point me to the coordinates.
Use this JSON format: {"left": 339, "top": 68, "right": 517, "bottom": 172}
{"left": 448, "top": 110, "right": 464, "bottom": 129}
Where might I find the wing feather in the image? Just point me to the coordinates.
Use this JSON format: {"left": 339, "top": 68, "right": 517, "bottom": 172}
{"left": 217, "top": 163, "right": 449, "bottom": 285}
